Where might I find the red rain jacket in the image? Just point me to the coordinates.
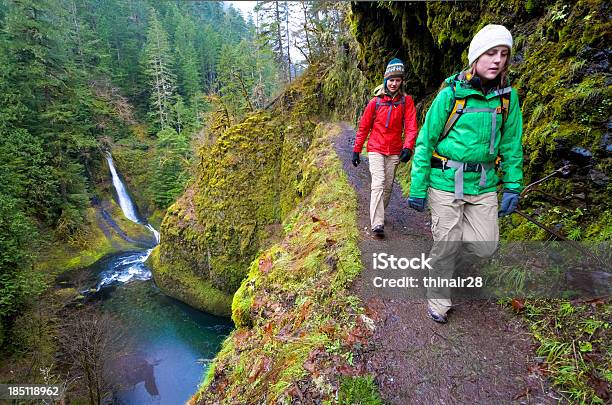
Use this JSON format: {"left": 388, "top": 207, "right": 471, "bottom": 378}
{"left": 353, "top": 92, "right": 418, "bottom": 155}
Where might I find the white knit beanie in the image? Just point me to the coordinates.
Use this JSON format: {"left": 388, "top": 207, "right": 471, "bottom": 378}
{"left": 468, "top": 24, "right": 513, "bottom": 66}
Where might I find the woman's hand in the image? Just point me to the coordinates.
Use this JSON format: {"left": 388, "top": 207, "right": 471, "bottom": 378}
{"left": 408, "top": 196, "right": 426, "bottom": 212}
{"left": 498, "top": 190, "right": 519, "bottom": 217}
{"left": 399, "top": 148, "right": 412, "bottom": 163}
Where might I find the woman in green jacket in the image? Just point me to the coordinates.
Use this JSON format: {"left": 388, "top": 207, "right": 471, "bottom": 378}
{"left": 408, "top": 24, "right": 523, "bottom": 323}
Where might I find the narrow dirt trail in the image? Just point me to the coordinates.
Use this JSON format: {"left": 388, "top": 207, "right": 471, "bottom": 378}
{"left": 334, "top": 122, "right": 556, "bottom": 404}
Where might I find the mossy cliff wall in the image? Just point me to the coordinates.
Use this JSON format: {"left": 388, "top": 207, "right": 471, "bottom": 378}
{"left": 351, "top": 0, "right": 610, "bottom": 240}
{"left": 148, "top": 72, "right": 322, "bottom": 316}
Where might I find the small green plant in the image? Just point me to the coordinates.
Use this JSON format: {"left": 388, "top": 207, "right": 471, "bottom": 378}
{"left": 338, "top": 376, "right": 383, "bottom": 405}
{"left": 551, "top": 5, "right": 570, "bottom": 23}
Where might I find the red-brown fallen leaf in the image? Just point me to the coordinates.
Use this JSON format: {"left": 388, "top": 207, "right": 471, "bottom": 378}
{"left": 286, "top": 383, "right": 305, "bottom": 401}
{"left": 587, "top": 297, "right": 607, "bottom": 306}
{"left": 259, "top": 256, "right": 273, "bottom": 273}
{"left": 294, "top": 301, "right": 311, "bottom": 329}
{"left": 215, "top": 379, "right": 228, "bottom": 392}
{"left": 248, "top": 356, "right": 271, "bottom": 384}
{"left": 311, "top": 215, "right": 329, "bottom": 226}
{"left": 337, "top": 363, "right": 357, "bottom": 376}
{"left": 528, "top": 363, "right": 548, "bottom": 376}
{"left": 512, "top": 387, "right": 532, "bottom": 400}
{"left": 571, "top": 296, "right": 608, "bottom": 306}
{"left": 319, "top": 323, "right": 336, "bottom": 337}
{"left": 305, "top": 347, "right": 327, "bottom": 374}
{"left": 234, "top": 329, "right": 251, "bottom": 347}
{"left": 511, "top": 298, "right": 525, "bottom": 313}
{"left": 303, "top": 358, "right": 316, "bottom": 373}
{"left": 263, "top": 321, "right": 273, "bottom": 337}
{"left": 345, "top": 327, "right": 367, "bottom": 345}
{"left": 251, "top": 295, "right": 265, "bottom": 311}
{"left": 364, "top": 297, "right": 385, "bottom": 321}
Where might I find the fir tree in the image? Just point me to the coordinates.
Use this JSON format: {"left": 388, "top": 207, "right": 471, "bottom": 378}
{"left": 141, "top": 8, "right": 176, "bottom": 130}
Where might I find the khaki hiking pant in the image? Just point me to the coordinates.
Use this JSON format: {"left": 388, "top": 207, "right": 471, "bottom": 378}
{"left": 427, "top": 188, "right": 499, "bottom": 315}
{"left": 368, "top": 152, "right": 400, "bottom": 229}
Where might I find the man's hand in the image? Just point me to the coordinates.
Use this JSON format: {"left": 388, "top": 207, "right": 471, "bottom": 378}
{"left": 408, "top": 197, "right": 426, "bottom": 212}
{"left": 498, "top": 190, "right": 520, "bottom": 217}
{"left": 399, "top": 148, "right": 412, "bottom": 163}
{"left": 352, "top": 152, "right": 361, "bottom": 167}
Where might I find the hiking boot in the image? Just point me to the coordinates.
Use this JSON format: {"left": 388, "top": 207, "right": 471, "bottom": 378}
{"left": 372, "top": 225, "right": 384, "bottom": 237}
{"left": 427, "top": 305, "right": 448, "bottom": 324}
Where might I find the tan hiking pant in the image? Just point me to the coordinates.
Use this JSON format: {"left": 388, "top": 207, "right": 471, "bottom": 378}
{"left": 427, "top": 188, "right": 499, "bottom": 315}
{"left": 368, "top": 152, "right": 400, "bottom": 229}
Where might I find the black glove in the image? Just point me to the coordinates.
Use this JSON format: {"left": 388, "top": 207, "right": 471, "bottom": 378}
{"left": 352, "top": 152, "right": 361, "bottom": 167}
{"left": 498, "top": 189, "right": 520, "bottom": 217}
{"left": 408, "top": 197, "right": 426, "bottom": 212}
{"left": 399, "top": 148, "right": 412, "bottom": 163}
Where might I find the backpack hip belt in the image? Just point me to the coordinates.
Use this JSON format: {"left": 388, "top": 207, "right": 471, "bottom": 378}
{"left": 431, "top": 154, "right": 496, "bottom": 201}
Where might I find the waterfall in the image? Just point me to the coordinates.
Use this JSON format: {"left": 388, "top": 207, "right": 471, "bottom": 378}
{"left": 96, "top": 151, "right": 161, "bottom": 289}
{"left": 105, "top": 151, "right": 160, "bottom": 243}
{"left": 106, "top": 152, "right": 140, "bottom": 224}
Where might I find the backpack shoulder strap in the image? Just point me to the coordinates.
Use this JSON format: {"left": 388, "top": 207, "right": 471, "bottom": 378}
{"left": 500, "top": 91, "right": 510, "bottom": 123}
{"left": 401, "top": 96, "right": 406, "bottom": 132}
{"left": 374, "top": 95, "right": 386, "bottom": 112}
{"left": 435, "top": 82, "right": 464, "bottom": 147}
{"left": 496, "top": 87, "right": 512, "bottom": 133}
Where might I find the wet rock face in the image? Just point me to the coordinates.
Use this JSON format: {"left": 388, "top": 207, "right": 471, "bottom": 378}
{"left": 577, "top": 46, "right": 611, "bottom": 75}
{"left": 589, "top": 168, "right": 609, "bottom": 186}
{"left": 553, "top": 140, "right": 594, "bottom": 167}
{"left": 568, "top": 146, "right": 594, "bottom": 167}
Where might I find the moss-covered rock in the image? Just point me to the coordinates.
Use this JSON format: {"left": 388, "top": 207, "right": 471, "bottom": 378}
{"left": 148, "top": 246, "right": 233, "bottom": 316}
{"left": 150, "top": 72, "right": 326, "bottom": 315}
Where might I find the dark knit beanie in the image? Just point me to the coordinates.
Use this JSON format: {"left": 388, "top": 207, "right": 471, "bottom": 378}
{"left": 384, "top": 58, "right": 405, "bottom": 79}
{"left": 384, "top": 58, "right": 404, "bottom": 94}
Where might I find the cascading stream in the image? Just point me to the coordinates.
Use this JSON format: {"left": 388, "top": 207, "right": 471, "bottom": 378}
{"left": 99, "top": 152, "right": 160, "bottom": 289}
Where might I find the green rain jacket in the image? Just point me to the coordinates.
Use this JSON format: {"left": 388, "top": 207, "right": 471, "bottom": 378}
{"left": 409, "top": 73, "right": 524, "bottom": 198}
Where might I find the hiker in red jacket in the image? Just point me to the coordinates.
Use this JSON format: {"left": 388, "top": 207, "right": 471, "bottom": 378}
{"left": 352, "top": 58, "right": 418, "bottom": 237}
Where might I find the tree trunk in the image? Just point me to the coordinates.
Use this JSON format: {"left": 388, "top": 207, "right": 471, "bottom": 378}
{"left": 285, "top": 1, "right": 292, "bottom": 82}
{"left": 274, "top": 1, "right": 285, "bottom": 82}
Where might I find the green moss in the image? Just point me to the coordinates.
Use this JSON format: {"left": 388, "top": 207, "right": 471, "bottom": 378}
{"left": 147, "top": 246, "right": 232, "bottom": 316}
{"left": 152, "top": 72, "right": 335, "bottom": 317}
{"left": 337, "top": 375, "right": 383, "bottom": 405}
{"left": 231, "top": 259, "right": 257, "bottom": 328}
